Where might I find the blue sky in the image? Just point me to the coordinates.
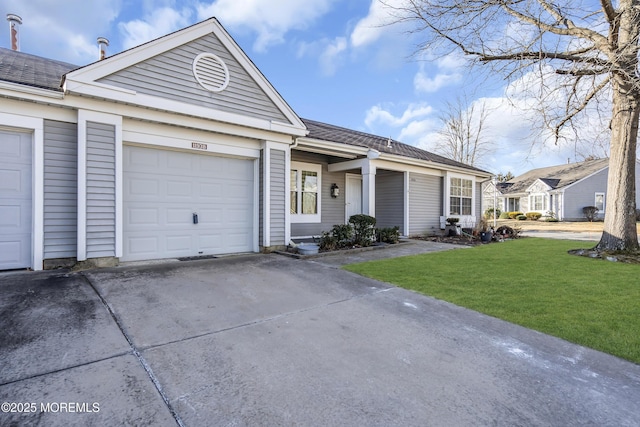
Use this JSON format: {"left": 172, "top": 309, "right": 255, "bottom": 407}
{"left": 0, "top": 0, "right": 604, "bottom": 175}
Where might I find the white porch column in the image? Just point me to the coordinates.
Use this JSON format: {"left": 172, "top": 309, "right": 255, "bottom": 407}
{"left": 362, "top": 162, "right": 376, "bottom": 216}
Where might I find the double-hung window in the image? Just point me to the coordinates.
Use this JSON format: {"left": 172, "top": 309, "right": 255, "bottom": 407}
{"left": 449, "top": 177, "right": 473, "bottom": 216}
{"left": 530, "top": 194, "right": 546, "bottom": 211}
{"left": 290, "top": 162, "right": 321, "bottom": 223}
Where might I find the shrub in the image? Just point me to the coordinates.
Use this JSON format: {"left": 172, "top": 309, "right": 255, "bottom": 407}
{"left": 583, "top": 206, "right": 599, "bottom": 222}
{"left": 378, "top": 226, "right": 400, "bottom": 244}
{"left": 545, "top": 217, "right": 559, "bottom": 222}
{"left": 485, "top": 207, "right": 502, "bottom": 218}
{"left": 636, "top": 209, "right": 640, "bottom": 221}
{"left": 516, "top": 214, "right": 527, "bottom": 220}
{"left": 331, "top": 223, "right": 353, "bottom": 244}
{"left": 526, "top": 212, "right": 542, "bottom": 220}
{"left": 349, "top": 214, "right": 377, "bottom": 247}
{"left": 499, "top": 212, "right": 510, "bottom": 219}
{"left": 508, "top": 211, "right": 524, "bottom": 219}
{"left": 319, "top": 231, "right": 337, "bottom": 251}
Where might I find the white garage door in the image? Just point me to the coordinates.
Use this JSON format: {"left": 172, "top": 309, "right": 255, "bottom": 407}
{"left": 0, "top": 130, "right": 32, "bottom": 270}
{"left": 123, "top": 145, "right": 255, "bottom": 261}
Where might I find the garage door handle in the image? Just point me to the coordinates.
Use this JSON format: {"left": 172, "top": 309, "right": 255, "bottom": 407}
{"left": 193, "top": 213, "right": 198, "bottom": 224}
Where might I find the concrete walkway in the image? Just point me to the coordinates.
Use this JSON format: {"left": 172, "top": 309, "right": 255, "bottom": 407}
{"left": 1, "top": 246, "right": 639, "bottom": 426}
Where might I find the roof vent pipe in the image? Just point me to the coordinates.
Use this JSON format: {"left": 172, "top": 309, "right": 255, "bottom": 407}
{"left": 6, "top": 14, "right": 22, "bottom": 51}
{"left": 97, "top": 37, "right": 109, "bottom": 60}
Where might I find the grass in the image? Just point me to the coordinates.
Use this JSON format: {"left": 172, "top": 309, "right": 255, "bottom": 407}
{"left": 343, "top": 238, "right": 640, "bottom": 364}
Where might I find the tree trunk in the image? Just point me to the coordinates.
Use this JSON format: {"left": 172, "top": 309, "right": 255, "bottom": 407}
{"left": 595, "top": 82, "right": 639, "bottom": 252}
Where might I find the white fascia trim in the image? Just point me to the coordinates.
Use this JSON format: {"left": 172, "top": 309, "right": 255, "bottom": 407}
{"left": 77, "top": 110, "right": 123, "bottom": 260}
{"left": 65, "top": 83, "right": 277, "bottom": 132}
{"left": 378, "top": 153, "right": 493, "bottom": 179}
{"left": 327, "top": 158, "right": 370, "bottom": 173}
{"left": 0, "top": 81, "right": 65, "bottom": 99}
{"left": 65, "top": 19, "right": 221, "bottom": 83}
{"left": 404, "top": 171, "right": 410, "bottom": 237}
{"left": 253, "top": 159, "right": 260, "bottom": 252}
{"left": 296, "top": 138, "right": 368, "bottom": 157}
{"left": 263, "top": 143, "right": 271, "bottom": 247}
{"left": 212, "top": 22, "right": 306, "bottom": 130}
{"left": 123, "top": 130, "right": 260, "bottom": 160}
{"left": 284, "top": 147, "right": 291, "bottom": 245}
{"left": 525, "top": 178, "right": 553, "bottom": 193}
{"left": 0, "top": 113, "right": 44, "bottom": 270}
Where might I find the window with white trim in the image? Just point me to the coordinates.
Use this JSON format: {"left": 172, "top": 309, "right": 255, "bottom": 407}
{"left": 290, "top": 162, "right": 321, "bottom": 223}
{"left": 449, "top": 177, "right": 473, "bottom": 216}
{"left": 530, "top": 194, "right": 546, "bottom": 211}
{"left": 595, "top": 192, "right": 605, "bottom": 212}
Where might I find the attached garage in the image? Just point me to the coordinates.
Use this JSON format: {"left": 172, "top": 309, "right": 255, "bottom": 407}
{"left": 122, "top": 145, "right": 257, "bottom": 262}
{"left": 0, "top": 129, "right": 32, "bottom": 270}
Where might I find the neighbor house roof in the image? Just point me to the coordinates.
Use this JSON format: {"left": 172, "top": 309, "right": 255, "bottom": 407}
{"left": 0, "top": 47, "right": 77, "bottom": 91}
{"left": 302, "top": 118, "right": 489, "bottom": 174}
{"left": 497, "top": 158, "right": 609, "bottom": 195}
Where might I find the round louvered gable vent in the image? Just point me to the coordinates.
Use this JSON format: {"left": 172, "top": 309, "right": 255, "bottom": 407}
{"left": 192, "top": 53, "right": 229, "bottom": 92}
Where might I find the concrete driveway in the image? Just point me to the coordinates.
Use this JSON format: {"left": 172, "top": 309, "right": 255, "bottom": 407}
{"left": 1, "top": 251, "right": 639, "bottom": 426}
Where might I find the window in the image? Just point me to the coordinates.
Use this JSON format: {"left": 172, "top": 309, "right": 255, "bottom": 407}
{"left": 595, "top": 192, "right": 605, "bottom": 212}
{"left": 449, "top": 177, "right": 473, "bottom": 216}
{"left": 290, "top": 162, "right": 321, "bottom": 223}
{"left": 530, "top": 194, "right": 546, "bottom": 211}
{"left": 507, "top": 198, "right": 520, "bottom": 212}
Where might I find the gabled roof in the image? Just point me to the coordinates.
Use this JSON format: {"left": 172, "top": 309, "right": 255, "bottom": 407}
{"left": 497, "top": 158, "right": 609, "bottom": 195}
{"left": 0, "top": 47, "right": 77, "bottom": 91}
{"left": 302, "top": 118, "right": 490, "bottom": 174}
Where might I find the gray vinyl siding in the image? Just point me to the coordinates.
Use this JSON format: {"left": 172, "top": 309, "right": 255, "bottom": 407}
{"left": 86, "top": 122, "right": 116, "bottom": 258}
{"left": 290, "top": 151, "right": 345, "bottom": 237}
{"left": 98, "top": 34, "right": 289, "bottom": 124}
{"left": 43, "top": 120, "right": 77, "bottom": 259}
{"left": 563, "top": 168, "right": 608, "bottom": 220}
{"left": 269, "top": 149, "right": 286, "bottom": 245}
{"left": 408, "top": 172, "right": 442, "bottom": 236}
{"left": 376, "top": 171, "right": 404, "bottom": 230}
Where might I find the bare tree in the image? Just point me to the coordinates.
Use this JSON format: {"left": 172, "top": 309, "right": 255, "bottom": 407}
{"left": 436, "top": 96, "right": 493, "bottom": 167}
{"left": 388, "top": 0, "right": 639, "bottom": 253}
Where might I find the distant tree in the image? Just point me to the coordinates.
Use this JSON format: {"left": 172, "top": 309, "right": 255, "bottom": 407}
{"left": 388, "top": 0, "right": 640, "bottom": 254}
{"left": 436, "top": 96, "right": 493, "bottom": 167}
{"left": 497, "top": 171, "right": 514, "bottom": 183}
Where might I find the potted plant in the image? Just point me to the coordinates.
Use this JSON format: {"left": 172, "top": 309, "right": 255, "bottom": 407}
{"left": 445, "top": 217, "right": 460, "bottom": 236}
{"left": 476, "top": 217, "right": 493, "bottom": 242}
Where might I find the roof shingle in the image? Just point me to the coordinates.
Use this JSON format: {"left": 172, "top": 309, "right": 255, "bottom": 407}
{"left": 0, "top": 47, "right": 78, "bottom": 91}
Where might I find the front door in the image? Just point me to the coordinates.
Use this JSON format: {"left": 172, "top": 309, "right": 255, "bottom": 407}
{"left": 345, "top": 174, "right": 362, "bottom": 222}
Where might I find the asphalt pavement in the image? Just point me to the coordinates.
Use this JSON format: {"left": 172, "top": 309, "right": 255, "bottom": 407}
{"left": 1, "top": 242, "right": 639, "bottom": 426}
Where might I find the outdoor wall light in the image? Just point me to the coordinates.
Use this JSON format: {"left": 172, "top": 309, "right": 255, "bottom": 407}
{"left": 330, "top": 183, "right": 340, "bottom": 198}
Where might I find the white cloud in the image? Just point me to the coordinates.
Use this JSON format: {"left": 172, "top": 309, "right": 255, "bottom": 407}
{"left": 413, "top": 54, "right": 465, "bottom": 93}
{"left": 365, "top": 102, "right": 434, "bottom": 128}
{"left": 1, "top": 0, "right": 122, "bottom": 63}
{"left": 197, "top": 0, "right": 335, "bottom": 52}
{"left": 350, "top": 0, "right": 403, "bottom": 48}
{"left": 119, "top": 7, "right": 192, "bottom": 50}
{"left": 319, "top": 37, "right": 347, "bottom": 76}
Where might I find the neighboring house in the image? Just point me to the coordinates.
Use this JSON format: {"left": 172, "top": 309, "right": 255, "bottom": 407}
{"left": 482, "top": 158, "right": 640, "bottom": 221}
{"left": 0, "top": 17, "right": 491, "bottom": 271}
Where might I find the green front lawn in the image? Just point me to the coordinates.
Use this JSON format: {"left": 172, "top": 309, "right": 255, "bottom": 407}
{"left": 344, "top": 238, "right": 640, "bottom": 364}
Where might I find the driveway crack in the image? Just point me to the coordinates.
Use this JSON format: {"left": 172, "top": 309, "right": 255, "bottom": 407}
{"left": 81, "top": 273, "right": 185, "bottom": 427}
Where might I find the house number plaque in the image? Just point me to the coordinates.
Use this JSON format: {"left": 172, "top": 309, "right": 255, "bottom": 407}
{"left": 191, "top": 142, "right": 207, "bottom": 150}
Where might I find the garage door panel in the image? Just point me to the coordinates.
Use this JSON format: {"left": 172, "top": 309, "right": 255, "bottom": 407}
{"left": 127, "top": 207, "right": 159, "bottom": 226}
{"left": 0, "top": 130, "right": 32, "bottom": 269}
{"left": 166, "top": 208, "right": 195, "bottom": 225}
{"left": 123, "top": 146, "right": 255, "bottom": 261}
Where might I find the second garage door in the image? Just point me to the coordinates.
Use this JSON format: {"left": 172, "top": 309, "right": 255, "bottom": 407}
{"left": 123, "top": 145, "right": 255, "bottom": 261}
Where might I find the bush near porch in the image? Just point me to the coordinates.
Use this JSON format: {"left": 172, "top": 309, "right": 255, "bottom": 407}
{"left": 344, "top": 238, "right": 640, "bottom": 364}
